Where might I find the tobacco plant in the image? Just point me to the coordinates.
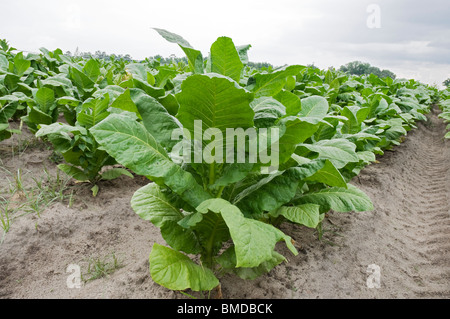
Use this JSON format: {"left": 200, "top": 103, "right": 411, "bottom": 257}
{"left": 90, "top": 30, "right": 374, "bottom": 292}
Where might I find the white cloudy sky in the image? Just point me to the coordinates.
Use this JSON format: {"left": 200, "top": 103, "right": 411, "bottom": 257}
{"left": 1, "top": 0, "right": 450, "bottom": 87}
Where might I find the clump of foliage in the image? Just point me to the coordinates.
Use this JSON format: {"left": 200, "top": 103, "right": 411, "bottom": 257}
{"left": 339, "top": 61, "right": 396, "bottom": 79}
{"left": 439, "top": 89, "right": 450, "bottom": 138}
{"left": 443, "top": 78, "right": 450, "bottom": 88}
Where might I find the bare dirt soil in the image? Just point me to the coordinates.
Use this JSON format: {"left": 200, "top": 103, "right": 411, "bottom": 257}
{"left": 0, "top": 107, "right": 448, "bottom": 299}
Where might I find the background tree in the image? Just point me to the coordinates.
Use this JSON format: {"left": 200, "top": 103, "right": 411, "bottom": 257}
{"left": 339, "top": 61, "right": 396, "bottom": 79}
{"left": 443, "top": 78, "right": 450, "bottom": 88}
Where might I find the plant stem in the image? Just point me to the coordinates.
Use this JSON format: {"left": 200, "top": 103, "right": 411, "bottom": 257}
{"left": 209, "top": 163, "right": 215, "bottom": 186}
{"left": 216, "top": 186, "right": 225, "bottom": 198}
{"left": 203, "top": 217, "right": 220, "bottom": 269}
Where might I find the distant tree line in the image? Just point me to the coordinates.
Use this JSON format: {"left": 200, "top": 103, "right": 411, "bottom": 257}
{"left": 61, "top": 50, "right": 400, "bottom": 82}
{"left": 65, "top": 49, "right": 133, "bottom": 62}
{"left": 247, "top": 61, "right": 273, "bottom": 69}
{"left": 151, "top": 54, "right": 188, "bottom": 65}
{"left": 443, "top": 78, "right": 450, "bottom": 88}
{"left": 339, "top": 61, "right": 396, "bottom": 79}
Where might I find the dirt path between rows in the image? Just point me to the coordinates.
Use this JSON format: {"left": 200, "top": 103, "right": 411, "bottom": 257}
{"left": 0, "top": 107, "right": 448, "bottom": 299}
{"left": 265, "top": 106, "right": 450, "bottom": 298}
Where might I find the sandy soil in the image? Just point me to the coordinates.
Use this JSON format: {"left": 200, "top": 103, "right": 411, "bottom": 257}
{"left": 0, "top": 107, "right": 448, "bottom": 299}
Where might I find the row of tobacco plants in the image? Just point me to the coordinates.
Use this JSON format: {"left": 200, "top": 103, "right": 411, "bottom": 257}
{"left": 439, "top": 89, "right": 450, "bottom": 138}
{"left": 0, "top": 30, "right": 441, "bottom": 294}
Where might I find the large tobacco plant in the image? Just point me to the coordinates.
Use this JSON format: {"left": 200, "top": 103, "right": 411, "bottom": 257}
{"left": 90, "top": 30, "right": 373, "bottom": 293}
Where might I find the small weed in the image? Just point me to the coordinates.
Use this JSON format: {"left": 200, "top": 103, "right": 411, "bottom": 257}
{"left": 48, "top": 150, "right": 64, "bottom": 164}
{"left": 11, "top": 137, "right": 45, "bottom": 157}
{"left": 0, "top": 196, "right": 15, "bottom": 243}
{"left": 81, "top": 252, "right": 124, "bottom": 283}
{"left": 0, "top": 167, "right": 74, "bottom": 243}
{"left": 15, "top": 167, "right": 73, "bottom": 217}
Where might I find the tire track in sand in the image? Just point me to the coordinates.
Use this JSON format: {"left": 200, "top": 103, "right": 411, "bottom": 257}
{"left": 353, "top": 106, "right": 450, "bottom": 298}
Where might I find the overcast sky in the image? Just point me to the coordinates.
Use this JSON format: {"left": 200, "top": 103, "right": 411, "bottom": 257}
{"left": 1, "top": 0, "right": 450, "bottom": 87}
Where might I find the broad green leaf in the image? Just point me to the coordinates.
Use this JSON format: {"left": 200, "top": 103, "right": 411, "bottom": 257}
{"left": 329, "top": 78, "right": 340, "bottom": 91}
{"left": 305, "top": 159, "right": 347, "bottom": 188}
{"left": 251, "top": 97, "right": 285, "bottom": 128}
{"left": 36, "top": 122, "right": 86, "bottom": 153}
{"left": 274, "top": 90, "right": 301, "bottom": 116}
{"left": 149, "top": 243, "right": 219, "bottom": 291}
{"left": 0, "top": 55, "right": 8, "bottom": 70}
{"left": 154, "top": 67, "right": 178, "bottom": 88}
{"left": 324, "top": 70, "right": 333, "bottom": 84}
{"left": 109, "top": 89, "right": 139, "bottom": 115}
{"left": 0, "top": 102, "right": 18, "bottom": 123}
{"left": 158, "top": 93, "right": 179, "bottom": 116}
{"left": 0, "top": 130, "right": 12, "bottom": 141}
{"left": 41, "top": 76, "right": 74, "bottom": 90}
{"left": 294, "top": 184, "right": 373, "bottom": 213}
{"left": 236, "top": 44, "right": 251, "bottom": 65}
{"left": 210, "top": 37, "right": 243, "bottom": 83}
{"left": 197, "top": 198, "right": 297, "bottom": 268}
{"left": 93, "top": 85, "right": 125, "bottom": 100}
{"left": 213, "top": 163, "right": 254, "bottom": 187}
{"left": 132, "top": 78, "right": 165, "bottom": 99}
{"left": 153, "top": 28, "right": 191, "bottom": 50}
{"left": 298, "top": 96, "right": 329, "bottom": 118}
{"left": 370, "top": 97, "right": 389, "bottom": 118}
{"left": 126, "top": 63, "right": 147, "bottom": 81}
{"left": 270, "top": 203, "right": 321, "bottom": 228}
{"left": 276, "top": 116, "right": 323, "bottom": 164}
{"left": 58, "top": 164, "right": 89, "bottom": 181}
{"left": 153, "top": 28, "right": 203, "bottom": 74}
{"left": 216, "top": 247, "right": 285, "bottom": 280}
{"left": 178, "top": 208, "right": 230, "bottom": 258}
{"left": 100, "top": 167, "right": 133, "bottom": 180}
{"left": 90, "top": 114, "right": 211, "bottom": 207}
{"left": 3, "top": 74, "right": 20, "bottom": 91}
{"left": 35, "top": 87, "right": 56, "bottom": 113}
{"left": 341, "top": 105, "right": 359, "bottom": 134}
{"left": 129, "top": 88, "right": 181, "bottom": 150}
{"left": 0, "top": 95, "right": 19, "bottom": 104}
{"left": 147, "top": 71, "right": 156, "bottom": 86}
{"left": 57, "top": 96, "right": 80, "bottom": 107}
{"left": 342, "top": 132, "right": 380, "bottom": 143}
{"left": 438, "top": 112, "right": 450, "bottom": 121}
{"left": 341, "top": 106, "right": 369, "bottom": 134}
{"left": 297, "top": 138, "right": 359, "bottom": 169}
{"left": 356, "top": 107, "right": 370, "bottom": 123}
{"left": 76, "top": 95, "right": 110, "bottom": 128}
{"left": 176, "top": 73, "right": 254, "bottom": 137}
{"left": 131, "top": 183, "right": 201, "bottom": 254}
{"left": 83, "top": 59, "right": 100, "bottom": 82}
{"left": 314, "top": 118, "right": 339, "bottom": 141}
{"left": 26, "top": 106, "right": 53, "bottom": 126}
{"left": 70, "top": 66, "right": 95, "bottom": 89}
{"left": 385, "top": 118, "right": 407, "bottom": 137}
{"left": 13, "top": 52, "right": 31, "bottom": 76}
{"left": 289, "top": 158, "right": 332, "bottom": 179}
{"left": 248, "top": 65, "right": 303, "bottom": 97}
{"left": 36, "top": 122, "right": 87, "bottom": 137}
{"left": 285, "top": 76, "right": 296, "bottom": 91}
{"left": 160, "top": 220, "right": 202, "bottom": 255}
{"left": 131, "top": 183, "right": 183, "bottom": 227}
{"left": 233, "top": 170, "right": 299, "bottom": 216}
{"left": 357, "top": 151, "right": 376, "bottom": 163}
